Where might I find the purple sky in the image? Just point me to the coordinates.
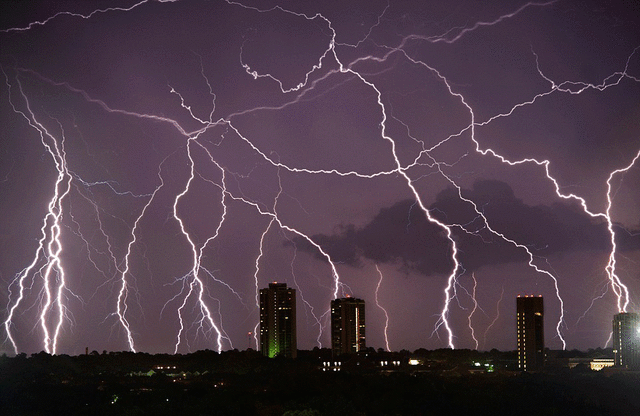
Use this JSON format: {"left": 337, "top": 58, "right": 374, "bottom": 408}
{"left": 1, "top": 0, "right": 639, "bottom": 355}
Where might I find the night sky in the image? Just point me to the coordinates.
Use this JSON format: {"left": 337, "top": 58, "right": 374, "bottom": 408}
{"left": 1, "top": 0, "right": 638, "bottom": 356}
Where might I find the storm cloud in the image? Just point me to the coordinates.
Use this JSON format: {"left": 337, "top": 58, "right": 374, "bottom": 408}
{"left": 295, "top": 180, "right": 639, "bottom": 276}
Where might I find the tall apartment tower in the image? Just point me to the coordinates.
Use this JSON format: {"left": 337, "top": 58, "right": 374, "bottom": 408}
{"left": 613, "top": 312, "right": 640, "bottom": 369}
{"left": 331, "top": 297, "right": 366, "bottom": 356}
{"left": 516, "top": 295, "right": 544, "bottom": 371}
{"left": 259, "top": 283, "right": 296, "bottom": 358}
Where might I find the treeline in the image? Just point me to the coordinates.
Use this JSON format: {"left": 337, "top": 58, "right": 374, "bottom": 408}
{"left": 1, "top": 348, "right": 636, "bottom": 416}
{"left": 1, "top": 347, "right": 515, "bottom": 378}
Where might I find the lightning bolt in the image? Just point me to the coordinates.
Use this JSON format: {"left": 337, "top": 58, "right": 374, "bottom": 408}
{"left": 169, "top": 137, "right": 235, "bottom": 354}
{"left": 372, "top": 29, "right": 640, "bottom": 349}
{"left": 2, "top": 70, "right": 76, "bottom": 354}
{"left": 470, "top": 47, "right": 640, "bottom": 319}
{"left": 483, "top": 284, "right": 505, "bottom": 350}
{"left": 0, "top": 0, "right": 161, "bottom": 34}
{"left": 2, "top": 0, "right": 638, "bottom": 355}
{"left": 252, "top": 218, "right": 274, "bottom": 350}
{"left": 603, "top": 151, "right": 640, "bottom": 313}
{"left": 375, "top": 264, "right": 391, "bottom": 352}
{"left": 113, "top": 162, "right": 167, "bottom": 353}
{"left": 467, "top": 273, "right": 479, "bottom": 350}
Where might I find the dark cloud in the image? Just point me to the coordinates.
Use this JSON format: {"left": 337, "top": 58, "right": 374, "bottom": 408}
{"left": 290, "top": 199, "right": 455, "bottom": 276}
{"left": 295, "top": 180, "right": 639, "bottom": 276}
{"left": 615, "top": 226, "right": 640, "bottom": 252}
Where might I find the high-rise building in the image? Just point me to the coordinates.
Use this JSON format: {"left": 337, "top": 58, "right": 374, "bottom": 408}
{"left": 516, "top": 295, "right": 544, "bottom": 371}
{"left": 259, "top": 283, "right": 296, "bottom": 358}
{"left": 613, "top": 312, "right": 640, "bottom": 369}
{"left": 331, "top": 297, "right": 366, "bottom": 356}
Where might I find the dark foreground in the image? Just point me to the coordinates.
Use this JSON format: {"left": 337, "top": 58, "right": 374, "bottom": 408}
{"left": 1, "top": 349, "right": 638, "bottom": 416}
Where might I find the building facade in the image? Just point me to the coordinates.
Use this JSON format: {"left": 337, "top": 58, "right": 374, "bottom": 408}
{"left": 259, "top": 283, "right": 296, "bottom": 358}
{"left": 516, "top": 295, "right": 544, "bottom": 371}
{"left": 331, "top": 297, "right": 366, "bottom": 356}
{"left": 613, "top": 312, "right": 640, "bottom": 369}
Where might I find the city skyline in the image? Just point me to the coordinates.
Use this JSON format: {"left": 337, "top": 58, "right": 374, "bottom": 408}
{"left": 1, "top": 0, "right": 639, "bottom": 355}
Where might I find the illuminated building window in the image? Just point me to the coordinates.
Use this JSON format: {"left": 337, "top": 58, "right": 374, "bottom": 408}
{"left": 516, "top": 295, "right": 544, "bottom": 371}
